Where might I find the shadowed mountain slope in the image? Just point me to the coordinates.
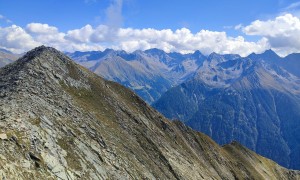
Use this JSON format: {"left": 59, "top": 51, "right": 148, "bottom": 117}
{"left": 154, "top": 54, "right": 300, "bottom": 170}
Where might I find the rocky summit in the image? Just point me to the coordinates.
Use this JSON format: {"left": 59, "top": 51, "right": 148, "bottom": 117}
{"left": 0, "top": 46, "right": 299, "bottom": 179}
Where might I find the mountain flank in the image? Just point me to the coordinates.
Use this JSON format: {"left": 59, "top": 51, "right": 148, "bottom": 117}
{"left": 154, "top": 53, "right": 300, "bottom": 170}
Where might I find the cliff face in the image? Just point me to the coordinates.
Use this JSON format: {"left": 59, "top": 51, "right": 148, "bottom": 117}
{"left": 0, "top": 46, "right": 299, "bottom": 179}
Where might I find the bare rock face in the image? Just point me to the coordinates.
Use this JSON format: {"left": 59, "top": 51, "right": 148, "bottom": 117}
{"left": 0, "top": 46, "right": 299, "bottom": 179}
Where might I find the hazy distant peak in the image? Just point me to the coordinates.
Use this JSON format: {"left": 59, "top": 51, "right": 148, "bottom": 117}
{"left": 263, "top": 49, "right": 277, "bottom": 55}
{"left": 0, "top": 48, "right": 13, "bottom": 54}
{"left": 192, "top": 50, "right": 205, "bottom": 58}
{"left": 247, "top": 49, "right": 281, "bottom": 63}
{"left": 208, "top": 52, "right": 220, "bottom": 57}
{"left": 144, "top": 48, "right": 166, "bottom": 55}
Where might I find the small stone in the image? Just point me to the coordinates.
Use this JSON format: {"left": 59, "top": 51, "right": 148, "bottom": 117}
{"left": 41, "top": 115, "right": 53, "bottom": 126}
{"left": 54, "top": 73, "right": 62, "bottom": 80}
{"left": 16, "top": 118, "right": 22, "bottom": 122}
{"left": 0, "top": 154, "right": 7, "bottom": 160}
{"left": 21, "top": 160, "right": 31, "bottom": 168}
{"left": 0, "top": 133, "right": 8, "bottom": 140}
{"left": 29, "top": 152, "right": 41, "bottom": 162}
{"left": 57, "top": 110, "right": 63, "bottom": 116}
{"left": 28, "top": 112, "right": 36, "bottom": 119}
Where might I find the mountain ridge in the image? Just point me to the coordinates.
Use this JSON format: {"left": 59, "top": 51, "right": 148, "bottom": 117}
{"left": 66, "top": 48, "right": 300, "bottom": 105}
{"left": 1, "top": 46, "right": 299, "bottom": 179}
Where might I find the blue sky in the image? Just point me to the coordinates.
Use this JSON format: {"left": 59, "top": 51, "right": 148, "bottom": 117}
{"left": 0, "top": 0, "right": 295, "bottom": 33}
{"left": 1, "top": 0, "right": 300, "bottom": 56}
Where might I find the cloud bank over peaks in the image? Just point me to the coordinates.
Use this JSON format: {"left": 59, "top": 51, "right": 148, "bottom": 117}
{"left": 0, "top": 25, "right": 40, "bottom": 53}
{"left": 0, "top": 22, "right": 270, "bottom": 56}
{"left": 243, "top": 13, "right": 300, "bottom": 56}
{"left": 3, "top": 13, "right": 300, "bottom": 56}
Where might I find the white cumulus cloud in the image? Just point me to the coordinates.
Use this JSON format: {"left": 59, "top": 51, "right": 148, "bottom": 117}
{"left": 26, "top": 23, "right": 58, "bottom": 34}
{"left": 66, "top": 24, "right": 94, "bottom": 43}
{"left": 0, "top": 25, "right": 40, "bottom": 53}
{"left": 243, "top": 13, "right": 300, "bottom": 56}
{"left": 113, "top": 27, "right": 268, "bottom": 56}
{"left": 0, "top": 23, "right": 269, "bottom": 56}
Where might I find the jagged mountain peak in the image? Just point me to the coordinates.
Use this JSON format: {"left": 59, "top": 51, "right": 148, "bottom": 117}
{"left": 144, "top": 48, "right": 166, "bottom": 54}
{"left": 26, "top": 45, "right": 59, "bottom": 54}
{"left": 2, "top": 46, "right": 75, "bottom": 77}
{"left": 16, "top": 45, "right": 71, "bottom": 65}
{"left": 260, "top": 49, "right": 281, "bottom": 60}
{"left": 191, "top": 50, "right": 206, "bottom": 59}
{"left": 207, "top": 52, "right": 228, "bottom": 64}
{"left": 70, "top": 50, "right": 102, "bottom": 56}
{"left": 0, "top": 48, "right": 13, "bottom": 54}
{"left": 208, "top": 52, "right": 220, "bottom": 58}
{"left": 102, "top": 48, "right": 114, "bottom": 53}
{"left": 248, "top": 49, "right": 281, "bottom": 62}
{"left": 0, "top": 45, "right": 91, "bottom": 98}
{"left": 208, "top": 52, "right": 241, "bottom": 61}
{"left": 262, "top": 49, "right": 278, "bottom": 55}
{"left": 223, "top": 54, "right": 241, "bottom": 60}
{"left": 192, "top": 50, "right": 202, "bottom": 56}
{"left": 248, "top": 49, "right": 277, "bottom": 56}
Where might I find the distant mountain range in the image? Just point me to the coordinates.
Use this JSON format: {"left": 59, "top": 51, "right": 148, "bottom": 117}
{"left": 154, "top": 50, "right": 300, "bottom": 170}
{"left": 2, "top": 46, "right": 299, "bottom": 179}
{"left": 66, "top": 48, "right": 206, "bottom": 104}
{"left": 0, "top": 48, "right": 20, "bottom": 67}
